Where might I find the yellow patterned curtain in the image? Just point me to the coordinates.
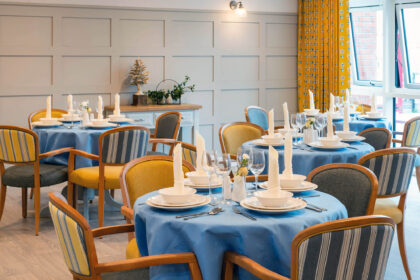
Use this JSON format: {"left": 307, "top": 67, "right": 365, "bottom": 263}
{"left": 297, "top": 0, "right": 350, "bottom": 112}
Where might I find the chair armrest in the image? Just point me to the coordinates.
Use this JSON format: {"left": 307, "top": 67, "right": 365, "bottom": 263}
{"left": 224, "top": 251, "right": 289, "bottom": 280}
{"left": 95, "top": 252, "right": 201, "bottom": 275}
{"left": 149, "top": 138, "right": 177, "bottom": 145}
{"left": 69, "top": 149, "right": 99, "bottom": 161}
{"left": 392, "top": 139, "right": 403, "bottom": 144}
{"left": 393, "top": 131, "right": 403, "bottom": 136}
{"left": 91, "top": 224, "right": 134, "bottom": 238}
{"left": 121, "top": 205, "right": 134, "bottom": 221}
{"left": 39, "top": 147, "right": 74, "bottom": 159}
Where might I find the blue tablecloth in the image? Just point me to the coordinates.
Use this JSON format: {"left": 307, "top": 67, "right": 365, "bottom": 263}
{"left": 134, "top": 190, "right": 348, "bottom": 280}
{"left": 242, "top": 141, "right": 374, "bottom": 176}
{"left": 334, "top": 119, "right": 392, "bottom": 133}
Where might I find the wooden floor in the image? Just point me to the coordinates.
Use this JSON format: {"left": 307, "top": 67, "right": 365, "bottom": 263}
{"left": 0, "top": 180, "right": 419, "bottom": 279}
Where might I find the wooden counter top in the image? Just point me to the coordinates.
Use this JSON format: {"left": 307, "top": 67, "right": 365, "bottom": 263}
{"left": 104, "top": 104, "right": 202, "bottom": 112}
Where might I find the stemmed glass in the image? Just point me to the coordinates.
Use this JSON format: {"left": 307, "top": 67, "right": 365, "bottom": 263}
{"left": 214, "top": 152, "right": 232, "bottom": 205}
{"left": 202, "top": 151, "right": 218, "bottom": 206}
{"left": 315, "top": 114, "right": 327, "bottom": 137}
{"left": 290, "top": 114, "right": 299, "bottom": 145}
{"left": 249, "top": 149, "right": 265, "bottom": 194}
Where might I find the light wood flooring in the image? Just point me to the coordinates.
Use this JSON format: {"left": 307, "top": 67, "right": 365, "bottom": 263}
{"left": 0, "top": 180, "right": 419, "bottom": 279}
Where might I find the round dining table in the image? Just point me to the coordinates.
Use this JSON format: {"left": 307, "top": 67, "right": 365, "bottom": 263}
{"left": 134, "top": 189, "right": 348, "bottom": 280}
{"left": 242, "top": 141, "right": 374, "bottom": 176}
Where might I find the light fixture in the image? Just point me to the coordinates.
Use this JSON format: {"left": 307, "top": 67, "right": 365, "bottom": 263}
{"left": 230, "top": 1, "right": 247, "bottom": 17}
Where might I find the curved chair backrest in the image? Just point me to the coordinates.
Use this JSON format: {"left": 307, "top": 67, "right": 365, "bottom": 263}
{"left": 291, "top": 216, "right": 395, "bottom": 280}
{"left": 120, "top": 155, "right": 195, "bottom": 208}
{"left": 402, "top": 116, "right": 420, "bottom": 147}
{"left": 28, "top": 108, "right": 67, "bottom": 129}
{"left": 358, "top": 127, "right": 392, "bottom": 151}
{"left": 49, "top": 192, "right": 98, "bottom": 279}
{"left": 0, "top": 125, "right": 38, "bottom": 163}
{"left": 245, "top": 106, "right": 269, "bottom": 130}
{"left": 179, "top": 141, "right": 197, "bottom": 167}
{"left": 155, "top": 111, "right": 182, "bottom": 139}
{"left": 219, "top": 122, "right": 265, "bottom": 156}
{"left": 307, "top": 163, "right": 378, "bottom": 217}
{"left": 358, "top": 148, "right": 416, "bottom": 197}
{"left": 99, "top": 126, "right": 150, "bottom": 164}
{"left": 356, "top": 104, "right": 371, "bottom": 115}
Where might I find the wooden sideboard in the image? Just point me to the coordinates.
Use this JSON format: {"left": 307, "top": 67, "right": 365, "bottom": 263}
{"left": 104, "top": 104, "right": 202, "bottom": 144}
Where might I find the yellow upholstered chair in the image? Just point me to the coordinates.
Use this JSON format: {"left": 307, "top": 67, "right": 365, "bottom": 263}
{"left": 28, "top": 108, "right": 67, "bottom": 129}
{"left": 48, "top": 192, "right": 202, "bottom": 280}
{"left": 219, "top": 122, "right": 265, "bottom": 158}
{"left": 67, "top": 126, "right": 150, "bottom": 228}
{"left": 120, "top": 155, "right": 194, "bottom": 259}
{"left": 359, "top": 148, "right": 416, "bottom": 280}
{"left": 355, "top": 104, "right": 371, "bottom": 114}
{"left": 0, "top": 125, "right": 72, "bottom": 235}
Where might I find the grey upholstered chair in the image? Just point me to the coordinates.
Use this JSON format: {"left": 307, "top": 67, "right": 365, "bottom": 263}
{"left": 307, "top": 163, "right": 378, "bottom": 217}
{"left": 224, "top": 215, "right": 395, "bottom": 280}
{"left": 148, "top": 111, "right": 181, "bottom": 156}
{"left": 358, "top": 127, "right": 392, "bottom": 151}
{"left": 358, "top": 148, "right": 416, "bottom": 280}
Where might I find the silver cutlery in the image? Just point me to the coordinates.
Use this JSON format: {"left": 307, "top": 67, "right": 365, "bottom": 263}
{"left": 232, "top": 206, "right": 256, "bottom": 221}
{"left": 176, "top": 207, "right": 221, "bottom": 219}
{"left": 298, "top": 198, "right": 327, "bottom": 211}
{"left": 298, "top": 194, "right": 320, "bottom": 198}
{"left": 305, "top": 205, "right": 323, "bottom": 212}
{"left": 183, "top": 207, "right": 224, "bottom": 220}
{"left": 347, "top": 146, "right": 358, "bottom": 150}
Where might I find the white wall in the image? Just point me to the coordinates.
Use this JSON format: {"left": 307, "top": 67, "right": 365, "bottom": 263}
{"left": 0, "top": 4, "right": 298, "bottom": 150}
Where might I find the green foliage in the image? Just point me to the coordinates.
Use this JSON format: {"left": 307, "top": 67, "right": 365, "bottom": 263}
{"left": 146, "top": 90, "right": 168, "bottom": 104}
{"left": 169, "top": 76, "right": 195, "bottom": 101}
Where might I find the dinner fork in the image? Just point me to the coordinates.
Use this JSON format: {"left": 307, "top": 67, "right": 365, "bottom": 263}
{"left": 183, "top": 207, "right": 224, "bottom": 220}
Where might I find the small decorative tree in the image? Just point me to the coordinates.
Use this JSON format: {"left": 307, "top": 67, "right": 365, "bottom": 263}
{"left": 129, "top": 58, "right": 149, "bottom": 95}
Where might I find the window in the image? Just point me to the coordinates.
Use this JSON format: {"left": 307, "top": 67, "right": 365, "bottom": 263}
{"left": 397, "top": 4, "right": 420, "bottom": 88}
{"left": 350, "top": 8, "right": 383, "bottom": 86}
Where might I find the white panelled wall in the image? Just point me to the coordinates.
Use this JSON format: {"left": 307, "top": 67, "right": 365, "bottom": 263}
{"left": 0, "top": 4, "right": 298, "bottom": 150}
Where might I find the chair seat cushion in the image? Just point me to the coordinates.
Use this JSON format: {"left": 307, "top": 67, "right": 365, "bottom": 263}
{"left": 126, "top": 238, "right": 141, "bottom": 259}
{"left": 2, "top": 164, "right": 67, "bottom": 188}
{"left": 102, "top": 267, "right": 149, "bottom": 280}
{"left": 373, "top": 198, "right": 403, "bottom": 224}
{"left": 69, "top": 166, "right": 122, "bottom": 189}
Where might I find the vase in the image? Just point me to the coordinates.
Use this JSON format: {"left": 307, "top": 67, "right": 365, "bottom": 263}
{"left": 303, "top": 128, "right": 318, "bottom": 144}
{"left": 232, "top": 176, "right": 246, "bottom": 202}
{"left": 135, "top": 84, "right": 143, "bottom": 95}
{"left": 166, "top": 95, "right": 173, "bottom": 104}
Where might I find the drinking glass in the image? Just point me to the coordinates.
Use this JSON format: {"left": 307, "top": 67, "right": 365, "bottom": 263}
{"left": 202, "top": 151, "right": 218, "bottom": 206}
{"left": 249, "top": 149, "right": 265, "bottom": 194}
{"left": 296, "top": 113, "right": 306, "bottom": 144}
{"left": 214, "top": 152, "right": 232, "bottom": 204}
{"left": 315, "top": 114, "right": 327, "bottom": 137}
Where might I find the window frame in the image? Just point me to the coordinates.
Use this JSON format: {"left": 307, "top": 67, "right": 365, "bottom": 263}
{"left": 349, "top": 5, "right": 384, "bottom": 87}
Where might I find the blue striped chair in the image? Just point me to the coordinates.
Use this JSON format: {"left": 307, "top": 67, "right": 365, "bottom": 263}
{"left": 0, "top": 125, "right": 72, "bottom": 235}
{"left": 48, "top": 192, "right": 203, "bottom": 280}
{"left": 224, "top": 216, "right": 395, "bottom": 280}
{"left": 359, "top": 148, "right": 416, "bottom": 280}
{"left": 67, "top": 126, "right": 150, "bottom": 228}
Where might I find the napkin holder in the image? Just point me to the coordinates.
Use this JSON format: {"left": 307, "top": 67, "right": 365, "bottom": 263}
{"left": 232, "top": 176, "right": 246, "bottom": 202}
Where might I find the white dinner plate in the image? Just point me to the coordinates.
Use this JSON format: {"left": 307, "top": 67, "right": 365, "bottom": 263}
{"left": 308, "top": 141, "right": 349, "bottom": 150}
{"left": 184, "top": 178, "right": 222, "bottom": 189}
{"left": 339, "top": 135, "right": 366, "bottom": 142}
{"left": 146, "top": 195, "right": 210, "bottom": 211}
{"left": 252, "top": 139, "right": 284, "bottom": 147}
{"left": 31, "top": 121, "right": 63, "bottom": 128}
{"left": 359, "top": 115, "right": 386, "bottom": 121}
{"left": 240, "top": 197, "right": 306, "bottom": 213}
{"left": 259, "top": 181, "right": 318, "bottom": 192}
{"left": 86, "top": 123, "right": 117, "bottom": 129}
{"left": 108, "top": 118, "right": 134, "bottom": 124}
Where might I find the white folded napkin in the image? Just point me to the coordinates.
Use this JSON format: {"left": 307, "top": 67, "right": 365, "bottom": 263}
{"left": 309, "top": 90, "right": 315, "bottom": 110}
{"left": 268, "top": 109, "right": 274, "bottom": 136}
{"left": 343, "top": 102, "right": 350, "bottom": 132}
{"left": 283, "top": 102, "right": 291, "bottom": 130}
{"left": 195, "top": 132, "right": 207, "bottom": 175}
{"left": 371, "top": 94, "right": 377, "bottom": 113}
{"left": 329, "top": 93, "right": 335, "bottom": 113}
{"left": 113, "top": 93, "right": 121, "bottom": 116}
{"left": 346, "top": 89, "right": 350, "bottom": 104}
{"left": 173, "top": 143, "right": 184, "bottom": 190}
{"left": 327, "top": 112, "right": 334, "bottom": 139}
{"left": 283, "top": 133, "right": 293, "bottom": 178}
{"left": 67, "top": 94, "right": 73, "bottom": 113}
{"left": 268, "top": 146, "right": 280, "bottom": 188}
{"left": 97, "top": 95, "right": 103, "bottom": 120}
{"left": 46, "top": 96, "right": 52, "bottom": 120}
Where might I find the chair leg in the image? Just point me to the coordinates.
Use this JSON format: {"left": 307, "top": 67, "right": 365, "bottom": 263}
{"left": 223, "top": 258, "right": 234, "bottom": 280}
{"left": 83, "top": 188, "right": 89, "bottom": 222}
{"left": 397, "top": 221, "right": 412, "bottom": 280}
{"left": 98, "top": 187, "right": 104, "bottom": 228}
{"left": 29, "top": 187, "right": 34, "bottom": 199}
{"left": 110, "top": 189, "right": 115, "bottom": 199}
{"left": 67, "top": 181, "right": 76, "bottom": 208}
{"left": 22, "top": 188, "right": 27, "bottom": 218}
{"left": 0, "top": 184, "right": 7, "bottom": 221}
{"left": 34, "top": 186, "right": 40, "bottom": 236}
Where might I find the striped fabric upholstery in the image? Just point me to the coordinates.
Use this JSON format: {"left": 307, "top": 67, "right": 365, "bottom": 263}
{"left": 361, "top": 152, "right": 415, "bottom": 196}
{"left": 297, "top": 224, "right": 394, "bottom": 280}
{"left": 0, "top": 129, "right": 36, "bottom": 163}
{"left": 49, "top": 202, "right": 90, "bottom": 276}
{"left": 404, "top": 119, "right": 420, "bottom": 147}
{"left": 182, "top": 146, "right": 196, "bottom": 167}
{"left": 101, "top": 129, "right": 149, "bottom": 164}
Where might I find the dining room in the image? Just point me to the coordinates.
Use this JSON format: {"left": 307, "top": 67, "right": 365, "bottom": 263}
{"left": 0, "top": 0, "right": 419, "bottom": 279}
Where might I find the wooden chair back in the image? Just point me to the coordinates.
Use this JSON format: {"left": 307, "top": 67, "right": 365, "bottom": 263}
{"left": 219, "top": 122, "right": 265, "bottom": 156}
{"left": 401, "top": 116, "right": 420, "bottom": 147}
{"left": 154, "top": 111, "right": 182, "bottom": 139}
{"left": 0, "top": 125, "right": 39, "bottom": 163}
{"left": 28, "top": 108, "right": 67, "bottom": 129}
{"left": 245, "top": 106, "right": 269, "bottom": 130}
{"left": 358, "top": 127, "right": 391, "bottom": 151}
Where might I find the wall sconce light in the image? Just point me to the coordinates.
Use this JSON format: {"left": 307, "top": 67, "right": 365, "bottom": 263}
{"left": 230, "top": 1, "right": 247, "bottom": 17}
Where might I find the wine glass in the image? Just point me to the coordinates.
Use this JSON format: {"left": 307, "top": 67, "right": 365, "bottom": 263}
{"left": 315, "top": 114, "right": 327, "bottom": 137}
{"left": 214, "top": 152, "right": 232, "bottom": 205}
{"left": 202, "top": 151, "right": 218, "bottom": 206}
{"left": 290, "top": 114, "right": 298, "bottom": 144}
{"left": 296, "top": 113, "right": 306, "bottom": 144}
{"left": 249, "top": 149, "right": 265, "bottom": 194}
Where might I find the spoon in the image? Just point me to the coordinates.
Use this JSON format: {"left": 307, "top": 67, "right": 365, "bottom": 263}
{"left": 183, "top": 207, "right": 223, "bottom": 220}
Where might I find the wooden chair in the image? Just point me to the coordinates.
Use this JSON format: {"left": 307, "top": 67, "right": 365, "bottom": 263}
{"left": 0, "top": 125, "right": 72, "bottom": 235}
{"left": 356, "top": 104, "right": 371, "bottom": 114}
{"left": 148, "top": 111, "right": 182, "bottom": 155}
{"left": 307, "top": 163, "right": 378, "bottom": 217}
{"left": 48, "top": 192, "right": 202, "bottom": 280}
{"left": 67, "top": 126, "right": 150, "bottom": 228}
{"left": 358, "top": 127, "right": 392, "bottom": 151}
{"left": 358, "top": 148, "right": 416, "bottom": 280}
{"left": 178, "top": 141, "right": 197, "bottom": 167}
{"left": 120, "top": 155, "right": 194, "bottom": 259}
{"left": 224, "top": 216, "right": 394, "bottom": 280}
{"left": 219, "top": 122, "right": 265, "bottom": 159}
{"left": 28, "top": 108, "right": 67, "bottom": 129}
{"left": 245, "top": 106, "right": 283, "bottom": 131}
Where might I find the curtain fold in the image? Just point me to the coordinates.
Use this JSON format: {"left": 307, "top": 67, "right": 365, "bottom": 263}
{"left": 297, "top": 0, "right": 350, "bottom": 112}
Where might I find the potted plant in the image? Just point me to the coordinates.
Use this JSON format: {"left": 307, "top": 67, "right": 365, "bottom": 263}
{"left": 168, "top": 76, "right": 195, "bottom": 104}
{"left": 147, "top": 89, "right": 168, "bottom": 105}
{"left": 129, "top": 58, "right": 149, "bottom": 105}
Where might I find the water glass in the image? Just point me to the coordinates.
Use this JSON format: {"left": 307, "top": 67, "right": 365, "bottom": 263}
{"left": 249, "top": 149, "right": 265, "bottom": 194}
{"left": 202, "top": 151, "right": 218, "bottom": 206}
{"left": 214, "top": 152, "right": 232, "bottom": 204}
